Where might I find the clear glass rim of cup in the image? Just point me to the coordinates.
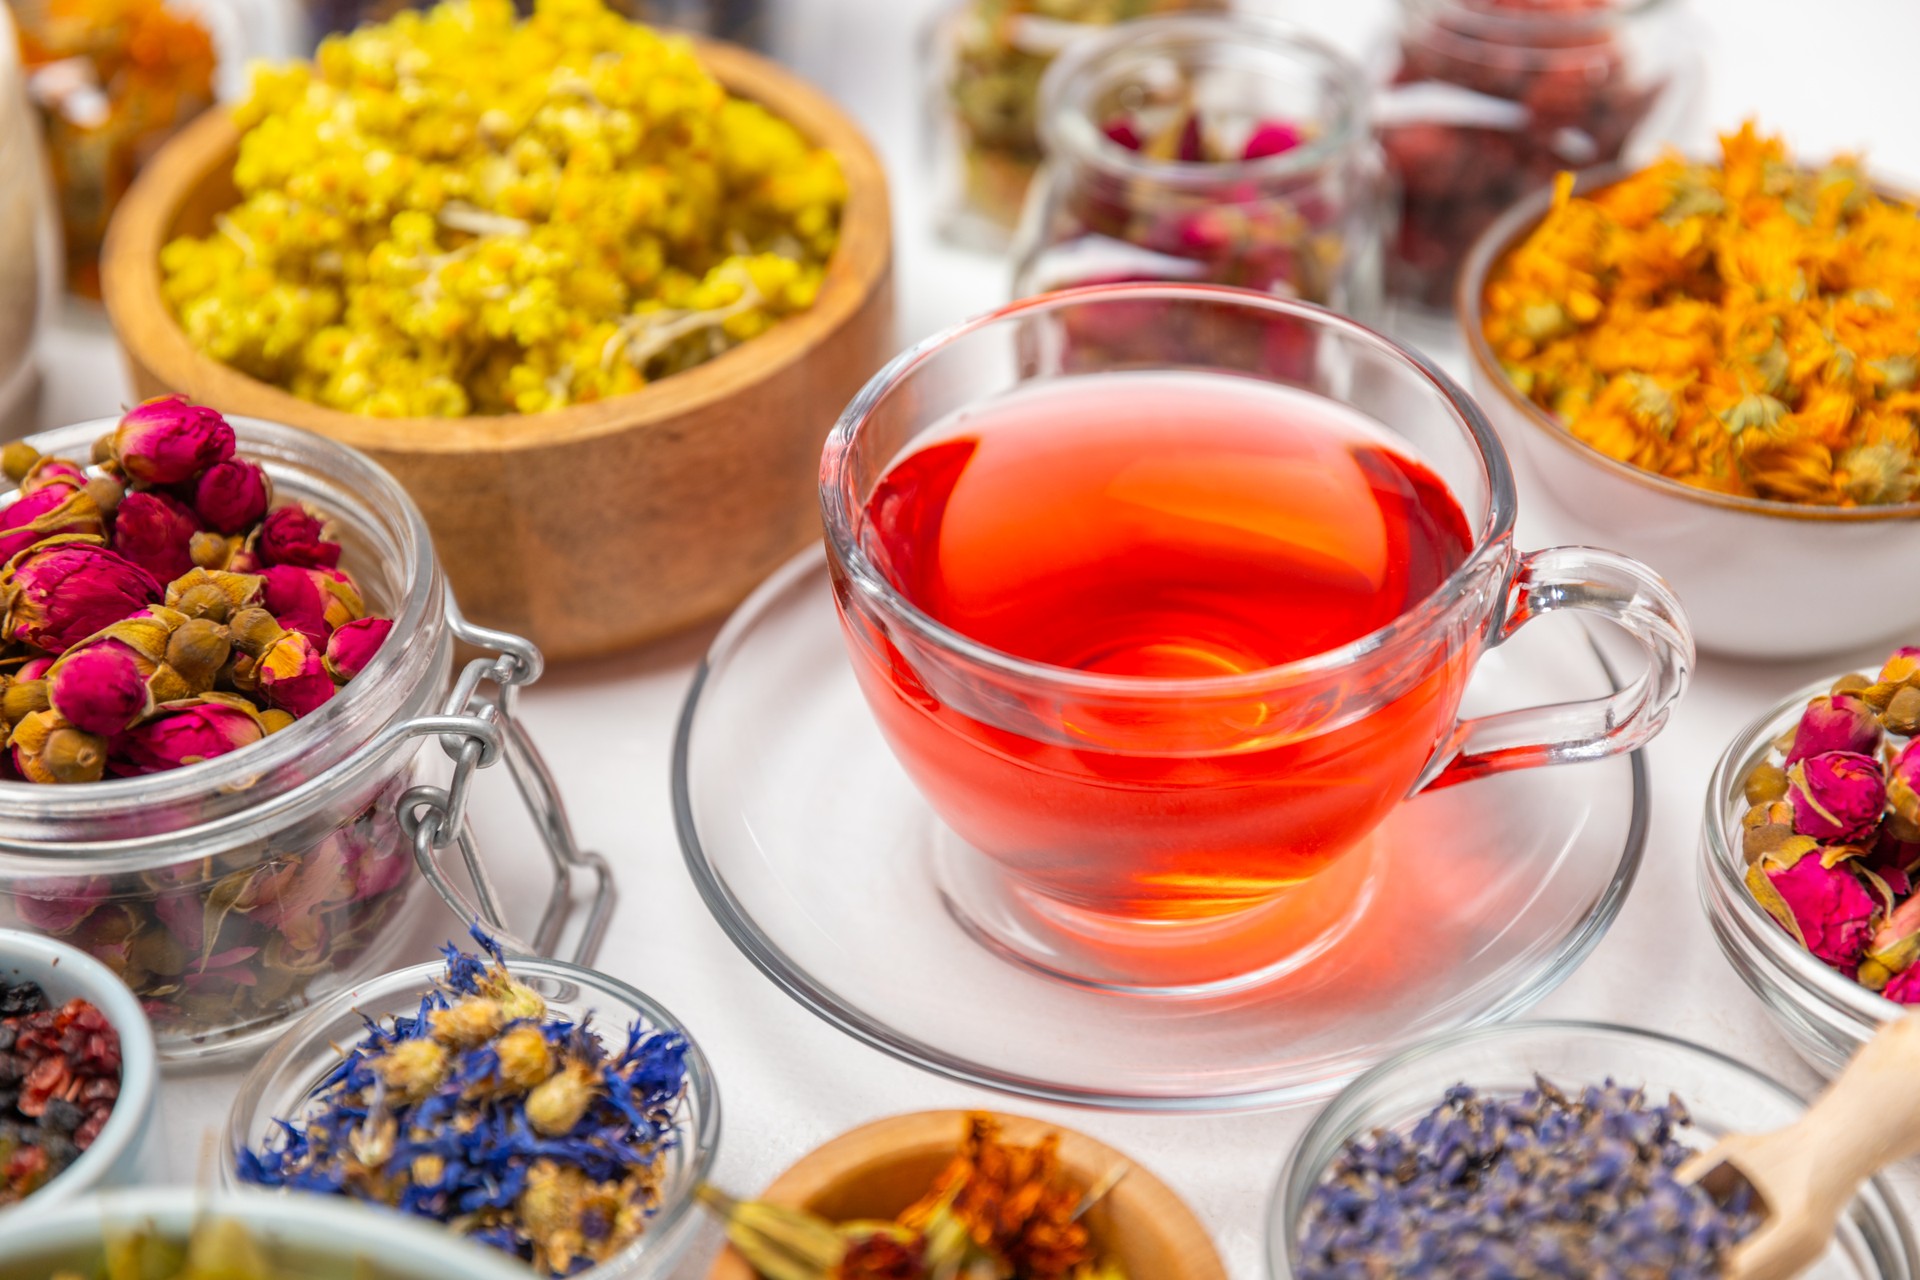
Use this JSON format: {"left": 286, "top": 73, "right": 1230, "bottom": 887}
{"left": 222, "top": 954, "right": 722, "bottom": 1279}
{"left": 1266, "top": 1018, "right": 1920, "bottom": 1280}
{"left": 1701, "top": 676, "right": 1904, "bottom": 1030}
{"left": 0, "top": 414, "right": 445, "bottom": 864}
{"left": 1036, "top": 15, "right": 1371, "bottom": 194}
{"left": 819, "top": 281, "right": 1519, "bottom": 697}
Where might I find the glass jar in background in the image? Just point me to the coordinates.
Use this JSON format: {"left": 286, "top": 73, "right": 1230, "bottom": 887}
{"left": 11, "top": 0, "right": 220, "bottom": 300}
{"left": 1012, "top": 16, "right": 1388, "bottom": 322}
{"left": 929, "top": 0, "right": 1229, "bottom": 251}
{"left": 1378, "top": 0, "right": 1699, "bottom": 311}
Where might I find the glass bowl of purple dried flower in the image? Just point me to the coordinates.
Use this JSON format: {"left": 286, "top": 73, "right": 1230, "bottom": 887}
{"left": 1269, "top": 1020, "right": 1918, "bottom": 1280}
{"left": 0, "top": 404, "right": 597, "bottom": 1064}
{"left": 222, "top": 937, "right": 720, "bottom": 1280}
{"left": 1700, "top": 650, "right": 1920, "bottom": 1079}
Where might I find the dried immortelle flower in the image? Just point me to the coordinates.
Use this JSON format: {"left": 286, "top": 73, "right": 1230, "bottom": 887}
{"left": 238, "top": 932, "right": 692, "bottom": 1278}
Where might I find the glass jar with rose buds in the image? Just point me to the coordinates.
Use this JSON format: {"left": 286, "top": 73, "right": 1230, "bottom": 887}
{"left": 1377, "top": 0, "right": 1700, "bottom": 311}
{"left": 0, "top": 404, "right": 611, "bottom": 1062}
{"left": 1011, "top": 16, "right": 1389, "bottom": 323}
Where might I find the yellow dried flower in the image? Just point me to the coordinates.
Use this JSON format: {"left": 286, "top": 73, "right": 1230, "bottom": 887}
{"left": 525, "top": 1059, "right": 600, "bottom": 1136}
{"left": 494, "top": 1024, "right": 554, "bottom": 1092}
{"left": 160, "top": 0, "right": 845, "bottom": 419}
{"left": 430, "top": 996, "right": 506, "bottom": 1049}
{"left": 1484, "top": 123, "right": 1920, "bottom": 506}
{"left": 374, "top": 1037, "right": 449, "bottom": 1100}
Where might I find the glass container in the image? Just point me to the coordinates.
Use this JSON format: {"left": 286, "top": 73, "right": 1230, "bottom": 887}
{"left": 1269, "top": 1021, "right": 1919, "bottom": 1280}
{"left": 1012, "top": 16, "right": 1388, "bottom": 321}
{"left": 225, "top": 957, "right": 721, "bottom": 1280}
{"left": 0, "top": 416, "right": 610, "bottom": 1063}
{"left": 927, "top": 0, "right": 1229, "bottom": 251}
{"left": 1701, "top": 675, "right": 1907, "bottom": 1079}
{"left": 1377, "top": 0, "right": 1699, "bottom": 310}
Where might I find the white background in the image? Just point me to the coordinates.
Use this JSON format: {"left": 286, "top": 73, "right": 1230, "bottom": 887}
{"left": 29, "top": 0, "right": 1920, "bottom": 1274}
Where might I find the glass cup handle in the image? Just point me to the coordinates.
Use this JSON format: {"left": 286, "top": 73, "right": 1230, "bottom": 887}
{"left": 1416, "top": 546, "right": 1694, "bottom": 792}
{"left": 395, "top": 599, "right": 616, "bottom": 966}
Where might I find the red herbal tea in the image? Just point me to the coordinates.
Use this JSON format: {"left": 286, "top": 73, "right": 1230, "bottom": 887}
{"left": 847, "top": 371, "right": 1478, "bottom": 921}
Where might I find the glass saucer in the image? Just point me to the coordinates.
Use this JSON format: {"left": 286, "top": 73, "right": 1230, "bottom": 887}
{"left": 673, "top": 549, "right": 1647, "bottom": 1111}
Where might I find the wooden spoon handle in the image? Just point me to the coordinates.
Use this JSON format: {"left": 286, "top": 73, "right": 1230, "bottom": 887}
{"left": 1754, "top": 1015, "right": 1920, "bottom": 1217}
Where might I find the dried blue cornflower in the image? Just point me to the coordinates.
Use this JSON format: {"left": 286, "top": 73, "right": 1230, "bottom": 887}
{"left": 238, "top": 933, "right": 690, "bottom": 1278}
{"left": 1296, "top": 1077, "right": 1762, "bottom": 1280}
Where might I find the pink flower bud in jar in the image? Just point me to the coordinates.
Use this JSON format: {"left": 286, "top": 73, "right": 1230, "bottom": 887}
{"left": 1785, "top": 693, "right": 1884, "bottom": 766}
{"left": 113, "top": 696, "right": 266, "bottom": 774}
{"left": 111, "top": 396, "right": 235, "bottom": 486}
{"left": 261, "top": 565, "right": 365, "bottom": 646}
{"left": 323, "top": 616, "right": 393, "bottom": 683}
{"left": 1749, "top": 843, "right": 1877, "bottom": 971}
{"left": 49, "top": 645, "right": 153, "bottom": 736}
{"left": 0, "top": 486, "right": 105, "bottom": 564}
{"left": 111, "top": 491, "right": 202, "bottom": 583}
{"left": 1787, "top": 751, "right": 1888, "bottom": 843}
{"left": 1, "top": 541, "right": 162, "bottom": 654}
{"left": 193, "top": 458, "right": 272, "bottom": 535}
{"left": 258, "top": 632, "right": 335, "bottom": 718}
{"left": 258, "top": 504, "right": 342, "bottom": 570}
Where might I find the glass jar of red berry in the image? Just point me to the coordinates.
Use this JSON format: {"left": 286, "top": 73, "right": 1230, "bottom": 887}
{"left": 1011, "top": 15, "right": 1389, "bottom": 323}
{"left": 1378, "top": 0, "right": 1699, "bottom": 310}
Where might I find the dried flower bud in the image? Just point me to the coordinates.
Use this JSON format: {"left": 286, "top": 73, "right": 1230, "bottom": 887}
{"left": 165, "top": 567, "right": 263, "bottom": 623}
{"left": 227, "top": 607, "right": 285, "bottom": 659}
{"left": 374, "top": 1038, "right": 448, "bottom": 1101}
{"left": 262, "top": 565, "right": 364, "bottom": 645}
{"left": 1862, "top": 895, "right": 1920, "bottom": 989}
{"left": 110, "top": 490, "right": 202, "bottom": 583}
{"left": 0, "top": 485, "right": 106, "bottom": 565}
{"left": 1885, "top": 686, "right": 1920, "bottom": 737}
{"left": 1787, "top": 751, "right": 1887, "bottom": 842}
{"left": 1748, "top": 842, "right": 1878, "bottom": 970}
{"left": 1243, "top": 120, "right": 1305, "bottom": 160}
{"left": 258, "top": 504, "right": 342, "bottom": 569}
{"left": 83, "top": 474, "right": 123, "bottom": 516}
{"left": 19, "top": 457, "right": 89, "bottom": 497}
{"left": 193, "top": 458, "right": 272, "bottom": 534}
{"left": 188, "top": 530, "right": 246, "bottom": 572}
{"left": 494, "top": 978, "right": 546, "bottom": 1025}
{"left": 113, "top": 695, "right": 266, "bottom": 774}
{"left": 1741, "top": 801, "right": 1802, "bottom": 863}
{"left": 1889, "top": 741, "right": 1920, "bottom": 829}
{"left": 9, "top": 710, "right": 106, "bottom": 785}
{"left": 1, "top": 540, "right": 162, "bottom": 654}
{"left": 1833, "top": 672, "right": 1874, "bottom": 696}
{"left": 1885, "top": 965, "right": 1920, "bottom": 1004}
{"left": 1866, "top": 649, "right": 1920, "bottom": 710}
{"left": 112, "top": 396, "right": 235, "bottom": 486}
{"left": 164, "top": 618, "right": 232, "bottom": 694}
{"left": 259, "top": 708, "right": 295, "bottom": 735}
{"left": 0, "top": 441, "right": 39, "bottom": 481}
{"left": 49, "top": 645, "right": 153, "bottom": 736}
{"left": 1786, "top": 693, "right": 1884, "bottom": 766}
{"left": 1, "top": 676, "right": 49, "bottom": 727}
{"left": 493, "top": 1025, "right": 553, "bottom": 1091}
{"left": 257, "top": 631, "right": 335, "bottom": 718}
{"left": 429, "top": 997, "right": 505, "bottom": 1050}
{"left": 324, "top": 617, "right": 392, "bottom": 683}
{"left": 89, "top": 434, "right": 113, "bottom": 466}
{"left": 1743, "top": 762, "right": 1789, "bottom": 805}
{"left": 524, "top": 1060, "right": 599, "bottom": 1137}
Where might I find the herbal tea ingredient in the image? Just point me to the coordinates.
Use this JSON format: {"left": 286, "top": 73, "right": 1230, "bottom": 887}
{"left": 40, "top": 1214, "right": 444, "bottom": 1280}
{"left": 702, "top": 1113, "right": 1125, "bottom": 1280}
{"left": 943, "top": 0, "right": 1224, "bottom": 233}
{"left": 1296, "top": 1079, "right": 1760, "bottom": 1280}
{"left": 1483, "top": 124, "right": 1920, "bottom": 507}
{"left": 1740, "top": 646, "right": 1920, "bottom": 1001}
{"left": 236, "top": 935, "right": 692, "bottom": 1278}
{"left": 158, "top": 0, "right": 845, "bottom": 419}
{"left": 0, "top": 979, "right": 121, "bottom": 1207}
{"left": 0, "top": 398, "right": 396, "bottom": 783}
{"left": 13, "top": 0, "right": 218, "bottom": 299}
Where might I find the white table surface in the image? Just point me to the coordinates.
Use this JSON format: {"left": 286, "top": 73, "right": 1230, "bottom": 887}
{"left": 27, "top": 0, "right": 1920, "bottom": 1273}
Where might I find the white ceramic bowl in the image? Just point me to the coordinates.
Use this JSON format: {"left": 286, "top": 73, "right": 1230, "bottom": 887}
{"left": 0, "top": 1187, "right": 539, "bottom": 1277}
{"left": 0, "top": 926, "right": 157, "bottom": 1213}
{"left": 1457, "top": 169, "right": 1920, "bottom": 661}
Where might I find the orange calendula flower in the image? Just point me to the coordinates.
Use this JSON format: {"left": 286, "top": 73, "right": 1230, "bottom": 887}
{"left": 1484, "top": 122, "right": 1920, "bottom": 506}
{"left": 899, "top": 1115, "right": 1099, "bottom": 1280}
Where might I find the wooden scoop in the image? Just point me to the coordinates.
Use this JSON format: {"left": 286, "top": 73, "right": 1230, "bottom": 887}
{"left": 1680, "top": 1015, "right": 1920, "bottom": 1280}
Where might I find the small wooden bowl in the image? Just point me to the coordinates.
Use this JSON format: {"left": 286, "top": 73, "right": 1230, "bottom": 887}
{"left": 706, "top": 1110, "right": 1227, "bottom": 1280}
{"left": 101, "top": 40, "right": 893, "bottom": 662}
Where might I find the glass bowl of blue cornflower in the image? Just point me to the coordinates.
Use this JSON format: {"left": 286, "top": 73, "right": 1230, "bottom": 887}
{"left": 221, "top": 932, "right": 720, "bottom": 1280}
{"left": 1268, "top": 1020, "right": 1919, "bottom": 1280}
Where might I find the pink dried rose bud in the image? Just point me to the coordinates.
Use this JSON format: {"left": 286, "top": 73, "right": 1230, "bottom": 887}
{"left": 257, "top": 504, "right": 341, "bottom": 569}
{"left": 323, "top": 616, "right": 393, "bottom": 683}
{"left": 1785, "top": 693, "right": 1884, "bottom": 766}
{"left": 1787, "top": 750, "right": 1889, "bottom": 843}
{"left": 110, "top": 490, "right": 202, "bottom": 583}
{"left": 18, "top": 457, "right": 89, "bottom": 496}
{"left": 192, "top": 458, "right": 272, "bottom": 534}
{"left": 49, "top": 645, "right": 153, "bottom": 736}
{"left": 15, "top": 657, "right": 51, "bottom": 681}
{"left": 111, "top": 396, "right": 235, "bottom": 486}
{"left": 261, "top": 565, "right": 365, "bottom": 645}
{"left": 0, "top": 485, "right": 105, "bottom": 564}
{"left": 113, "top": 694, "right": 265, "bottom": 774}
{"left": 8, "top": 709, "right": 106, "bottom": 784}
{"left": 258, "top": 631, "right": 335, "bottom": 717}
{"left": 1884, "top": 965, "right": 1920, "bottom": 1004}
{"left": 1748, "top": 843, "right": 1878, "bottom": 970}
{"left": 1243, "top": 120, "right": 1305, "bottom": 160}
{"left": 1888, "top": 741, "right": 1920, "bottom": 829}
{"left": 1, "top": 539, "right": 163, "bottom": 654}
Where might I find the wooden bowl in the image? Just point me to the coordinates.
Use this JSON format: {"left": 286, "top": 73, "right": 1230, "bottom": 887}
{"left": 706, "top": 1110, "right": 1227, "bottom": 1280}
{"left": 101, "top": 40, "right": 893, "bottom": 662}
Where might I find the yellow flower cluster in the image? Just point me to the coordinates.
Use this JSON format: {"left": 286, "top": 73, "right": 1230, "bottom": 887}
{"left": 1484, "top": 124, "right": 1920, "bottom": 506}
{"left": 160, "top": 0, "right": 845, "bottom": 418}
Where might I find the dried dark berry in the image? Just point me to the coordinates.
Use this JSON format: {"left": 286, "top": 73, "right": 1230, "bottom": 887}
{"left": 0, "top": 979, "right": 120, "bottom": 1206}
{"left": 0, "top": 982, "right": 45, "bottom": 1017}
{"left": 37, "top": 1097, "right": 80, "bottom": 1134}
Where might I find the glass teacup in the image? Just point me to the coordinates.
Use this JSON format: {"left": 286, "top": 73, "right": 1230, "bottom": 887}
{"left": 822, "top": 284, "right": 1691, "bottom": 993}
